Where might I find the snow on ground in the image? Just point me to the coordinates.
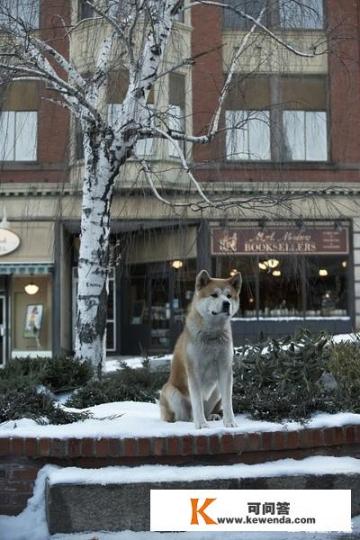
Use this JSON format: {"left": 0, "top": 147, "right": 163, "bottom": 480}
{"left": 1, "top": 459, "right": 359, "bottom": 540}
{"left": 331, "top": 334, "right": 360, "bottom": 344}
{"left": 103, "top": 354, "right": 172, "bottom": 374}
{"left": 52, "top": 524, "right": 360, "bottom": 540}
{"left": 0, "top": 402, "right": 360, "bottom": 440}
{"left": 0, "top": 464, "right": 59, "bottom": 540}
{"left": 48, "top": 456, "right": 360, "bottom": 486}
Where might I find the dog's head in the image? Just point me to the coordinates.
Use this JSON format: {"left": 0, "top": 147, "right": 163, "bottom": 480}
{"left": 193, "top": 269, "right": 242, "bottom": 322}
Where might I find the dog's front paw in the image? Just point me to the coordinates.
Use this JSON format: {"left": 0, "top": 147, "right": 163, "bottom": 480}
{"left": 195, "top": 420, "right": 209, "bottom": 429}
{"left": 223, "top": 418, "right": 238, "bottom": 428}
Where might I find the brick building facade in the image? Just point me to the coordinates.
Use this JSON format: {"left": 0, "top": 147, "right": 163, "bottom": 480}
{"left": 0, "top": 0, "right": 360, "bottom": 362}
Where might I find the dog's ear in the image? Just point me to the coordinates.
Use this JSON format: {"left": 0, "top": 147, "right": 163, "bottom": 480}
{"left": 229, "top": 272, "right": 242, "bottom": 293}
{"left": 195, "top": 269, "right": 210, "bottom": 290}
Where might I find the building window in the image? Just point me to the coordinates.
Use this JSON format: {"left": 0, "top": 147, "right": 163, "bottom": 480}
{"left": 108, "top": 103, "right": 154, "bottom": 157}
{"left": 0, "top": 111, "right": 37, "bottom": 161}
{"left": 78, "top": 0, "right": 94, "bottom": 21}
{"left": 0, "top": 0, "right": 39, "bottom": 28}
{"left": 223, "top": 0, "right": 323, "bottom": 30}
{"left": 107, "top": 70, "right": 155, "bottom": 158}
{"left": 223, "top": 0, "right": 266, "bottom": 30}
{"left": 74, "top": 117, "right": 84, "bottom": 161}
{"left": 211, "top": 224, "right": 350, "bottom": 320}
{"left": 279, "top": 0, "right": 323, "bottom": 29}
{"left": 282, "top": 110, "right": 327, "bottom": 161}
{"left": 226, "top": 110, "right": 270, "bottom": 160}
{"left": 225, "top": 75, "right": 328, "bottom": 162}
{"left": 168, "top": 73, "right": 186, "bottom": 158}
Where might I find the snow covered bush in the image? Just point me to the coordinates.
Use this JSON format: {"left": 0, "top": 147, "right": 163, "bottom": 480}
{"left": 0, "top": 386, "right": 90, "bottom": 424}
{"left": 0, "top": 356, "right": 92, "bottom": 424}
{"left": 0, "top": 355, "right": 92, "bottom": 393}
{"left": 328, "top": 339, "right": 360, "bottom": 413}
{"left": 232, "top": 332, "right": 337, "bottom": 421}
{"left": 66, "top": 361, "right": 168, "bottom": 409}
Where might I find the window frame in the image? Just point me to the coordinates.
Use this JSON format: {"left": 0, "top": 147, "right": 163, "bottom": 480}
{"left": 222, "top": 0, "right": 324, "bottom": 31}
{"left": 226, "top": 109, "right": 271, "bottom": 161}
{"left": 282, "top": 109, "right": 328, "bottom": 162}
{"left": 0, "top": 110, "right": 38, "bottom": 162}
{"left": 224, "top": 75, "right": 329, "bottom": 164}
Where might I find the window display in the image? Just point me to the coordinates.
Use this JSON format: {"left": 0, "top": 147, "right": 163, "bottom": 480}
{"left": 211, "top": 223, "right": 350, "bottom": 320}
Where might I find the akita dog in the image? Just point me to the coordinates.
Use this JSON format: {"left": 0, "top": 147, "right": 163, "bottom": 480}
{"left": 160, "top": 269, "right": 241, "bottom": 429}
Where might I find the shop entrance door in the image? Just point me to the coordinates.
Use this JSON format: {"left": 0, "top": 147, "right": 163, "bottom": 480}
{"left": 148, "top": 272, "right": 172, "bottom": 353}
{"left": 0, "top": 296, "right": 6, "bottom": 367}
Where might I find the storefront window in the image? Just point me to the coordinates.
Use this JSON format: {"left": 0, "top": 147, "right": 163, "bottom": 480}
{"left": 211, "top": 223, "right": 350, "bottom": 320}
{"left": 11, "top": 275, "right": 52, "bottom": 353}
{"left": 258, "top": 256, "right": 303, "bottom": 317}
{"left": 127, "top": 259, "right": 196, "bottom": 352}
{"left": 305, "top": 256, "right": 348, "bottom": 317}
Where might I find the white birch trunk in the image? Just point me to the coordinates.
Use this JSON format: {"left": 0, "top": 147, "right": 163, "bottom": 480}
{"left": 75, "top": 128, "right": 115, "bottom": 376}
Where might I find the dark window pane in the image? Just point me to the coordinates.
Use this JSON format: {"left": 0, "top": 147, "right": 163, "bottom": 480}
{"left": 279, "top": 0, "right": 323, "bottom": 29}
{"left": 75, "top": 118, "right": 84, "bottom": 160}
{"left": 107, "top": 280, "right": 114, "bottom": 319}
{"left": 258, "top": 256, "right": 303, "bottom": 317}
{"left": 305, "top": 256, "right": 348, "bottom": 316}
{"left": 223, "top": 0, "right": 266, "bottom": 30}
{"left": 79, "top": 0, "right": 94, "bottom": 21}
{"left": 280, "top": 77, "right": 327, "bottom": 110}
{"left": 226, "top": 76, "right": 271, "bottom": 110}
{"left": 106, "top": 322, "right": 114, "bottom": 350}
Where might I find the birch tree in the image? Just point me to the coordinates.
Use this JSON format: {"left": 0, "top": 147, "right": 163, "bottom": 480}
{"left": 0, "top": 0, "right": 322, "bottom": 375}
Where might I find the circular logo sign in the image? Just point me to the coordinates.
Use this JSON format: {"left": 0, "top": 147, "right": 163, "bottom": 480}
{"left": 0, "top": 229, "right": 20, "bottom": 256}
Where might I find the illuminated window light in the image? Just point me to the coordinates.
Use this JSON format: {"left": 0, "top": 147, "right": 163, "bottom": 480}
{"left": 267, "top": 258, "right": 279, "bottom": 269}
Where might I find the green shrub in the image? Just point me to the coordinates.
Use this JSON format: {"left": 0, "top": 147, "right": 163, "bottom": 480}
{"left": 0, "top": 386, "right": 90, "bottom": 424}
{"left": 0, "top": 355, "right": 93, "bottom": 393}
{"left": 66, "top": 362, "right": 168, "bottom": 408}
{"left": 0, "top": 355, "right": 93, "bottom": 424}
{"left": 328, "top": 339, "right": 360, "bottom": 413}
{"left": 232, "top": 331, "right": 337, "bottom": 422}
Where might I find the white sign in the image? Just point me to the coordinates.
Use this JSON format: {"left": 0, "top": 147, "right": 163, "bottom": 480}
{"left": 150, "top": 489, "right": 352, "bottom": 532}
{"left": 0, "top": 229, "right": 20, "bottom": 256}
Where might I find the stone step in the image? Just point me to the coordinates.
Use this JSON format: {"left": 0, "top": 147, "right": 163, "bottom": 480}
{"left": 46, "top": 461, "right": 360, "bottom": 534}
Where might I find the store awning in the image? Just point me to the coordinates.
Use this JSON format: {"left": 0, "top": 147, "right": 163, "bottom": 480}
{"left": 0, "top": 263, "right": 53, "bottom": 275}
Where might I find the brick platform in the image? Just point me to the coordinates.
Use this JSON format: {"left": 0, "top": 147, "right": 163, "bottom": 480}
{"left": 1, "top": 424, "right": 360, "bottom": 515}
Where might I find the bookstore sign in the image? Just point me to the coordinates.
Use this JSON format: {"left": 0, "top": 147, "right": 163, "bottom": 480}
{"left": 211, "top": 226, "right": 349, "bottom": 255}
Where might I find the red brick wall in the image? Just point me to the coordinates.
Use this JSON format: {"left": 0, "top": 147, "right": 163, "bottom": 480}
{"left": 191, "top": 4, "right": 224, "bottom": 164}
{"left": 0, "top": 0, "right": 70, "bottom": 184}
{"left": 327, "top": 0, "right": 360, "bottom": 164}
{"left": 0, "top": 425, "right": 359, "bottom": 516}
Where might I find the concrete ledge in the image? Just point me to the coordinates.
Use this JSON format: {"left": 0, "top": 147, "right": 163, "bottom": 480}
{"left": 46, "top": 473, "right": 360, "bottom": 534}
